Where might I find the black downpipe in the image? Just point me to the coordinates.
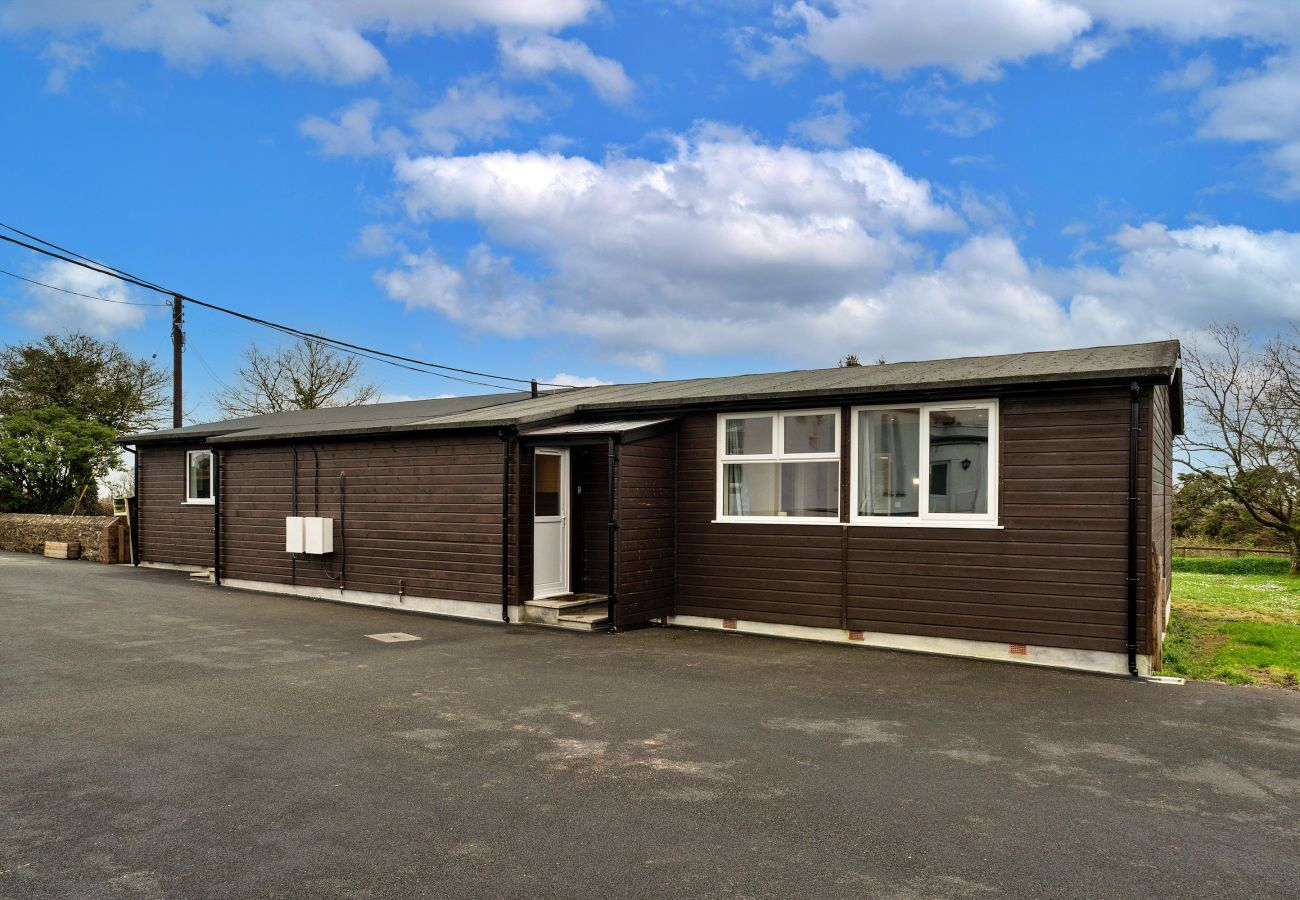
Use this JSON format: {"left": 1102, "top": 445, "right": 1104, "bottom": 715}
{"left": 1126, "top": 382, "right": 1140, "bottom": 676}
{"left": 124, "top": 445, "right": 140, "bottom": 566}
{"left": 606, "top": 436, "right": 617, "bottom": 632}
{"left": 499, "top": 430, "right": 512, "bottom": 623}
{"left": 212, "top": 447, "right": 222, "bottom": 586}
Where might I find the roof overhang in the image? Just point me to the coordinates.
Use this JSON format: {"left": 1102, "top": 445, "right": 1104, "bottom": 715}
{"left": 520, "top": 417, "right": 677, "bottom": 444}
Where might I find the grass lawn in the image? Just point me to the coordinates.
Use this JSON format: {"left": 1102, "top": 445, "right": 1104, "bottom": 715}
{"left": 1164, "top": 557, "right": 1300, "bottom": 688}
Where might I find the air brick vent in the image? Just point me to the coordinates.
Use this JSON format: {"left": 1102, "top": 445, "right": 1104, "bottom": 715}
{"left": 848, "top": 630, "right": 865, "bottom": 642}
{"left": 723, "top": 619, "right": 737, "bottom": 630}
{"left": 1009, "top": 643, "right": 1029, "bottom": 656}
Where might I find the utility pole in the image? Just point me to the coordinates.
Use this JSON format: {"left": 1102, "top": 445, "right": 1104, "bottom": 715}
{"left": 171, "top": 294, "right": 184, "bottom": 428}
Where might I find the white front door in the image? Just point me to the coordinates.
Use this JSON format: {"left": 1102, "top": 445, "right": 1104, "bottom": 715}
{"left": 533, "top": 448, "right": 569, "bottom": 599}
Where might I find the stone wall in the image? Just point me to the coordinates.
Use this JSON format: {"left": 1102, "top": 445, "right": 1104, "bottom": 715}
{"left": 0, "top": 514, "right": 127, "bottom": 563}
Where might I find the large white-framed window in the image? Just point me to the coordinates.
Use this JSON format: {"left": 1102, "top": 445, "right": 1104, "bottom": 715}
{"left": 185, "top": 449, "right": 214, "bottom": 505}
{"left": 850, "top": 400, "right": 998, "bottom": 528}
{"left": 716, "top": 409, "right": 840, "bottom": 523}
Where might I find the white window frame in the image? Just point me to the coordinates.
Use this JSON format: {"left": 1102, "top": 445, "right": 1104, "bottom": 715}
{"left": 715, "top": 409, "right": 841, "bottom": 524}
{"left": 185, "top": 449, "right": 214, "bottom": 505}
{"left": 849, "top": 400, "right": 1000, "bottom": 529}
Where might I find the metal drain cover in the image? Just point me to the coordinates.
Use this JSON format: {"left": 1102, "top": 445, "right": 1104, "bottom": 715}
{"left": 366, "top": 632, "right": 422, "bottom": 643}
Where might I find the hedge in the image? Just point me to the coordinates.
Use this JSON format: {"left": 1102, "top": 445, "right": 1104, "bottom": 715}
{"left": 1171, "top": 556, "right": 1293, "bottom": 576}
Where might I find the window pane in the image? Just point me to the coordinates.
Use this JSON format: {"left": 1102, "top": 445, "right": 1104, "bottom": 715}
{"left": 535, "top": 454, "right": 561, "bottom": 517}
{"left": 857, "top": 409, "right": 920, "bottom": 517}
{"left": 783, "top": 413, "right": 836, "bottom": 454}
{"left": 188, "top": 452, "right": 211, "bottom": 500}
{"left": 780, "top": 461, "right": 839, "bottom": 518}
{"left": 724, "top": 416, "right": 773, "bottom": 456}
{"left": 928, "top": 408, "right": 989, "bottom": 514}
{"left": 723, "top": 462, "right": 778, "bottom": 516}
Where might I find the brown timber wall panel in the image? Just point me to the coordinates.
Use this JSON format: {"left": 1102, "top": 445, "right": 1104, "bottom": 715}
{"left": 675, "top": 385, "right": 1153, "bottom": 653}
{"left": 138, "top": 443, "right": 215, "bottom": 568}
{"left": 677, "top": 415, "right": 845, "bottom": 629}
{"left": 218, "top": 435, "right": 505, "bottom": 606}
{"left": 573, "top": 446, "right": 610, "bottom": 595}
{"left": 516, "top": 445, "right": 534, "bottom": 605}
{"left": 1149, "top": 383, "right": 1173, "bottom": 658}
{"left": 617, "top": 432, "right": 677, "bottom": 627}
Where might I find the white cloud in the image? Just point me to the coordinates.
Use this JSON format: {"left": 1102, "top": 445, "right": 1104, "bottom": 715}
{"left": 1068, "top": 29, "right": 1125, "bottom": 68}
{"left": 371, "top": 126, "right": 1300, "bottom": 368}
{"left": 545, "top": 373, "right": 612, "bottom": 387}
{"left": 377, "top": 128, "right": 970, "bottom": 365}
{"left": 391, "top": 129, "right": 960, "bottom": 333}
{"left": 410, "top": 79, "right": 541, "bottom": 153}
{"left": 790, "top": 92, "right": 860, "bottom": 147}
{"left": 1077, "top": 0, "right": 1300, "bottom": 44}
{"left": 13, "top": 260, "right": 156, "bottom": 336}
{"left": 1157, "top": 54, "right": 1216, "bottom": 92}
{"left": 1196, "top": 55, "right": 1300, "bottom": 145}
{"left": 765, "top": 0, "right": 1300, "bottom": 83}
{"left": 376, "top": 244, "right": 543, "bottom": 339}
{"left": 299, "top": 81, "right": 542, "bottom": 158}
{"left": 41, "top": 40, "right": 93, "bottom": 93}
{"left": 1186, "top": 53, "right": 1300, "bottom": 196}
{"left": 1, "top": 0, "right": 601, "bottom": 85}
{"left": 899, "top": 79, "right": 997, "bottom": 136}
{"left": 299, "top": 99, "right": 394, "bottom": 156}
{"left": 778, "top": 0, "right": 1091, "bottom": 81}
{"left": 498, "top": 33, "right": 634, "bottom": 104}
{"left": 755, "top": 1, "right": 1300, "bottom": 194}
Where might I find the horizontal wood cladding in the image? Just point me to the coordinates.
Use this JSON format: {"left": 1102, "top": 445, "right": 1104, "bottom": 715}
{"left": 675, "top": 385, "right": 1163, "bottom": 654}
{"left": 1149, "top": 383, "right": 1174, "bottom": 663}
{"left": 616, "top": 432, "right": 677, "bottom": 628}
{"left": 216, "top": 434, "right": 506, "bottom": 605}
{"left": 137, "top": 443, "right": 215, "bottom": 568}
{"left": 574, "top": 446, "right": 610, "bottom": 595}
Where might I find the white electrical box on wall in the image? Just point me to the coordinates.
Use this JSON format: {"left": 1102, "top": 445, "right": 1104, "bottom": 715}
{"left": 286, "top": 516, "right": 333, "bottom": 554}
{"left": 304, "top": 517, "right": 334, "bottom": 555}
{"left": 285, "top": 516, "right": 305, "bottom": 553}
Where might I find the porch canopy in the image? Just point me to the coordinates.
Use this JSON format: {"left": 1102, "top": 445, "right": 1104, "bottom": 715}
{"left": 520, "top": 417, "right": 676, "bottom": 441}
{"left": 520, "top": 417, "right": 678, "bottom": 631}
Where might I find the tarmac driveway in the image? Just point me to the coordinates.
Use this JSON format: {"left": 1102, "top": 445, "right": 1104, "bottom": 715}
{"left": 1, "top": 550, "right": 1298, "bottom": 899}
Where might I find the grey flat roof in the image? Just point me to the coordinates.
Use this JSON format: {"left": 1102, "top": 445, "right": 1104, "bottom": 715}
{"left": 125, "top": 340, "right": 1180, "bottom": 446}
{"left": 394, "top": 340, "right": 1181, "bottom": 433}
{"left": 121, "top": 391, "right": 531, "bottom": 444}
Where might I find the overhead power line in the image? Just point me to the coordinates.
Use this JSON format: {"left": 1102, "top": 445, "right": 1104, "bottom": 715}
{"left": 0, "top": 266, "right": 172, "bottom": 307}
{"left": 0, "top": 225, "right": 571, "bottom": 391}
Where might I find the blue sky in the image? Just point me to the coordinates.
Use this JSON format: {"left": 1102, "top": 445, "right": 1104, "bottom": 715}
{"left": 2, "top": 1, "right": 1299, "bottom": 421}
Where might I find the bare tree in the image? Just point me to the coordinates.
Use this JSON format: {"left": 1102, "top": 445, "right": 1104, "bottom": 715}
{"left": 1177, "top": 324, "right": 1300, "bottom": 573}
{"left": 215, "top": 338, "right": 379, "bottom": 417}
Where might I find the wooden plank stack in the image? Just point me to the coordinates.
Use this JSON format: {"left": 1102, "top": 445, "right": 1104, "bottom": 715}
{"left": 43, "top": 541, "right": 81, "bottom": 560}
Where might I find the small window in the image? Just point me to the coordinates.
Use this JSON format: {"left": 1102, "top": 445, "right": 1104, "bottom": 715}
{"left": 535, "top": 452, "right": 562, "bottom": 517}
{"left": 851, "top": 401, "right": 997, "bottom": 526}
{"left": 717, "top": 410, "right": 839, "bottom": 522}
{"left": 186, "top": 450, "right": 213, "bottom": 504}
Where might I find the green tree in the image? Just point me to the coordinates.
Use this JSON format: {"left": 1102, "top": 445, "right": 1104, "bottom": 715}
{"left": 0, "top": 408, "right": 118, "bottom": 513}
{"left": 0, "top": 333, "right": 167, "bottom": 513}
{"left": 0, "top": 332, "right": 169, "bottom": 433}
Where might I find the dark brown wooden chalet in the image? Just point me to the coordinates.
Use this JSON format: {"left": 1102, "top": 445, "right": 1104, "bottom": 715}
{"left": 121, "top": 340, "right": 1182, "bottom": 676}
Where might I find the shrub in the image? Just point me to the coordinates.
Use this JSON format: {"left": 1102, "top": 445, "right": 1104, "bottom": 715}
{"left": 1171, "top": 556, "right": 1292, "bottom": 576}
